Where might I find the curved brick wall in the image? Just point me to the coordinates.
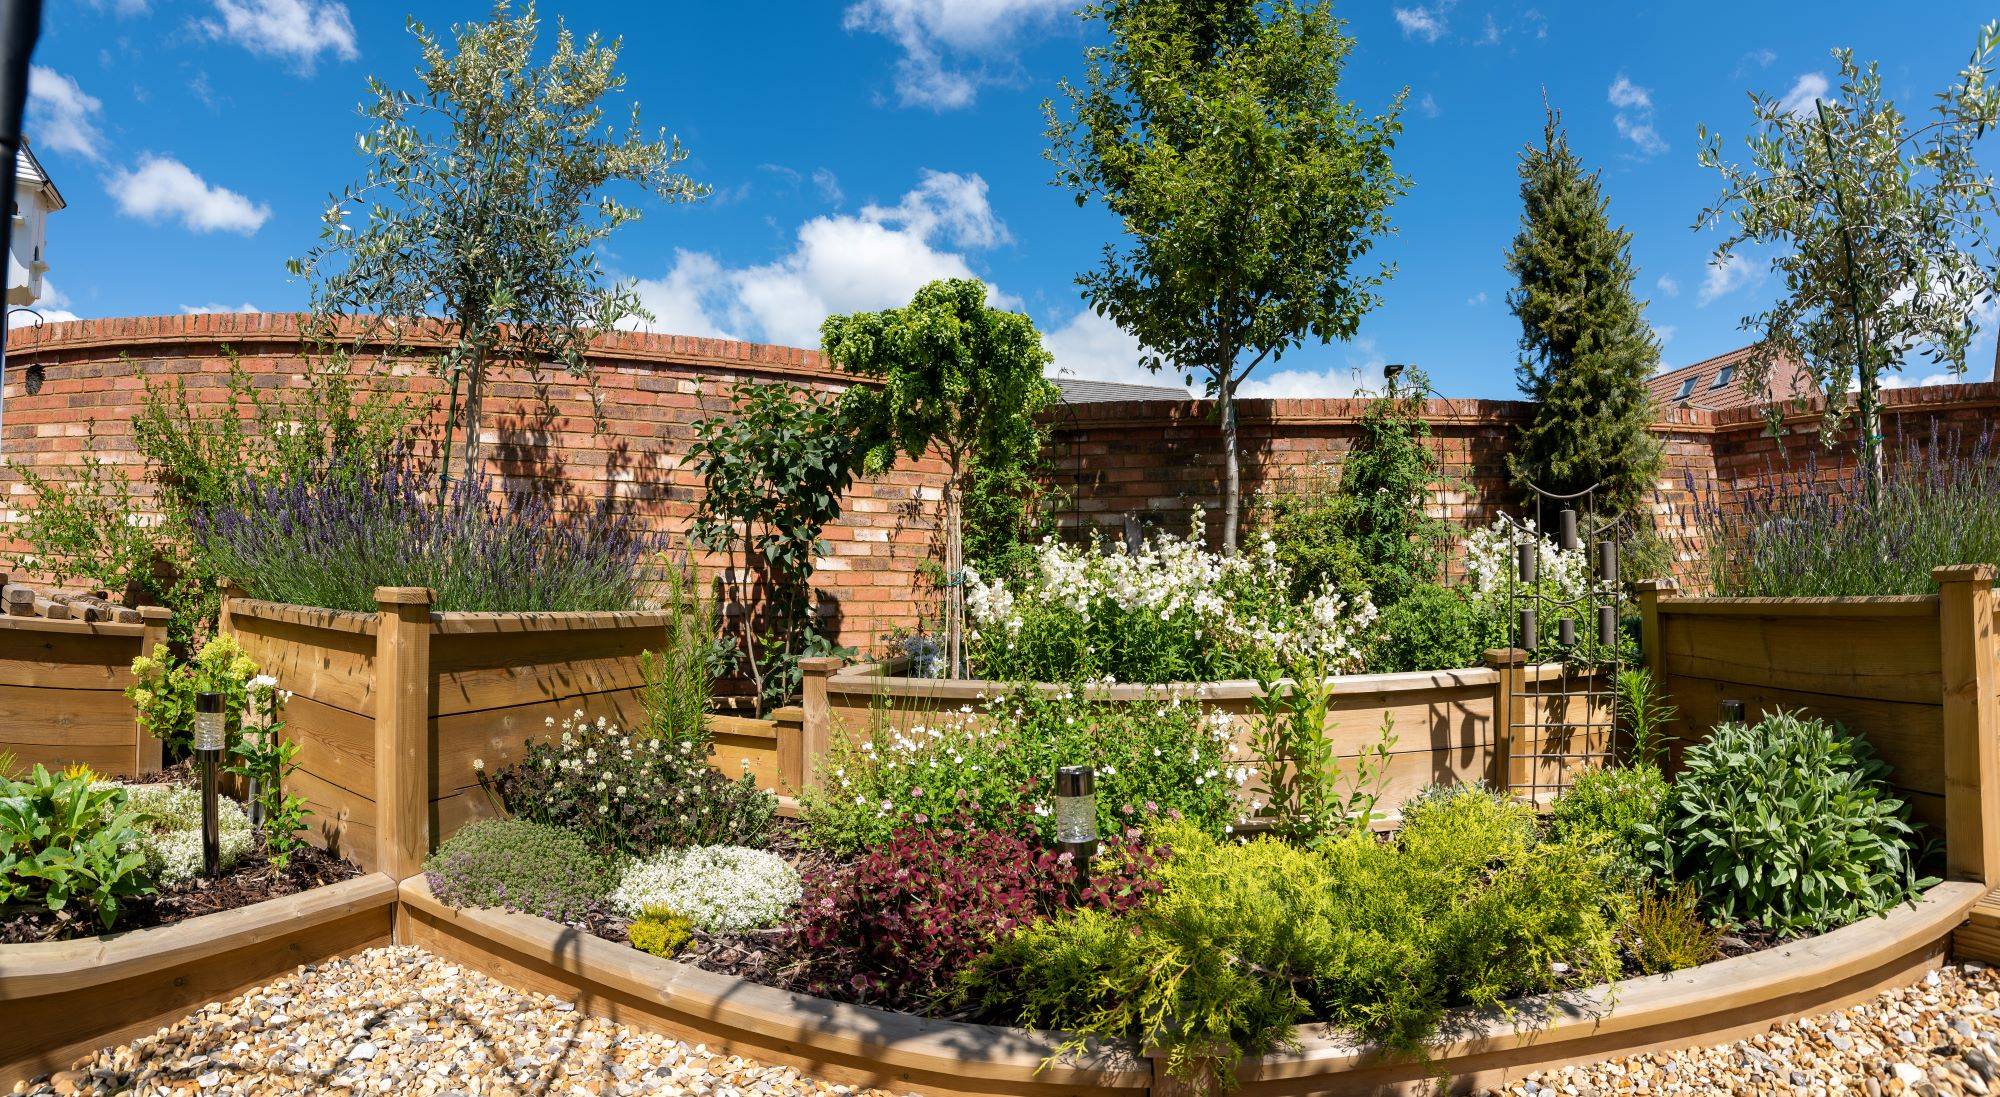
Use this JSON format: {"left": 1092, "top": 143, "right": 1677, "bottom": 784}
{"left": 4, "top": 314, "right": 1998, "bottom": 655}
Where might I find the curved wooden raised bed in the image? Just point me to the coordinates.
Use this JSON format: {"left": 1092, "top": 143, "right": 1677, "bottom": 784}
{"left": 398, "top": 874, "right": 1984, "bottom": 1097}
{"left": 0, "top": 874, "right": 397, "bottom": 1088}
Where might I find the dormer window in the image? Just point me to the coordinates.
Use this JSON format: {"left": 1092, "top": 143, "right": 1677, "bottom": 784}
{"left": 1675, "top": 377, "right": 1696, "bottom": 401}
{"left": 1710, "top": 364, "right": 1736, "bottom": 389}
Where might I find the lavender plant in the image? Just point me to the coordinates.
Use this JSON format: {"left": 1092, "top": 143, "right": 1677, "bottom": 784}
{"left": 197, "top": 451, "right": 655, "bottom": 613}
{"left": 1692, "top": 426, "right": 2000, "bottom": 597}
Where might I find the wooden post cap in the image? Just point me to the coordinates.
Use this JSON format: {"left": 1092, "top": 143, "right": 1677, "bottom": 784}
{"left": 1482, "top": 647, "right": 1530, "bottom": 668}
{"left": 373, "top": 587, "right": 435, "bottom": 606}
{"left": 137, "top": 605, "right": 172, "bottom": 622}
{"left": 796, "top": 655, "right": 845, "bottom": 674}
{"left": 1634, "top": 578, "right": 1679, "bottom": 594}
{"left": 1934, "top": 564, "right": 1998, "bottom": 584}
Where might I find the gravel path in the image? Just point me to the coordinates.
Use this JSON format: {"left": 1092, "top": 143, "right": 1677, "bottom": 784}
{"left": 1485, "top": 963, "right": 2000, "bottom": 1097}
{"left": 15, "top": 946, "right": 903, "bottom": 1097}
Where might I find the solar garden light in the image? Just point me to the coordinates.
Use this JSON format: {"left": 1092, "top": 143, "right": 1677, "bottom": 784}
{"left": 1054, "top": 765, "right": 1099, "bottom": 884}
{"left": 1558, "top": 615, "right": 1576, "bottom": 648}
{"left": 1720, "top": 700, "right": 1748, "bottom": 726}
{"left": 194, "top": 691, "right": 227, "bottom": 877}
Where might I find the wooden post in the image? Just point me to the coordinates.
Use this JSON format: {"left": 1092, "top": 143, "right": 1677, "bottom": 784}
{"left": 768, "top": 704, "right": 806, "bottom": 794}
{"left": 1936, "top": 564, "right": 1999, "bottom": 887}
{"left": 216, "top": 579, "right": 247, "bottom": 638}
{"left": 1484, "top": 647, "right": 1529, "bottom": 794}
{"left": 135, "top": 606, "right": 172, "bottom": 774}
{"left": 1635, "top": 578, "right": 1676, "bottom": 686}
{"left": 797, "top": 656, "right": 844, "bottom": 792}
{"left": 373, "top": 587, "right": 434, "bottom": 884}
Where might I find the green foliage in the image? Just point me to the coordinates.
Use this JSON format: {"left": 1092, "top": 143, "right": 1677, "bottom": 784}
{"left": 801, "top": 685, "right": 1241, "bottom": 854}
{"left": 1548, "top": 763, "right": 1670, "bottom": 882}
{"left": 1615, "top": 668, "right": 1676, "bottom": 765}
{"left": 959, "top": 444, "right": 1057, "bottom": 588}
{"left": 1049, "top": 0, "right": 1407, "bottom": 549}
{"left": 1245, "top": 658, "right": 1394, "bottom": 844}
{"left": 1369, "top": 583, "right": 1495, "bottom": 673}
{"left": 126, "top": 636, "right": 261, "bottom": 757}
{"left": 0, "top": 766, "right": 153, "bottom": 928}
{"left": 1256, "top": 475, "right": 1369, "bottom": 602}
{"left": 292, "top": 1, "right": 705, "bottom": 486}
{"left": 825, "top": 278, "right": 1059, "bottom": 676}
{"left": 626, "top": 904, "right": 694, "bottom": 958}
{"left": 1505, "top": 109, "right": 1663, "bottom": 520}
{"left": 9, "top": 445, "right": 165, "bottom": 616}
{"left": 968, "top": 815, "right": 1624, "bottom": 1091}
{"left": 639, "top": 560, "right": 732, "bottom": 742}
{"left": 690, "top": 380, "right": 863, "bottom": 710}
{"left": 423, "top": 819, "right": 619, "bottom": 923}
{"left": 225, "top": 677, "right": 311, "bottom": 867}
{"left": 1625, "top": 883, "right": 1724, "bottom": 976}
{"left": 125, "top": 785, "right": 254, "bottom": 884}
{"left": 1697, "top": 23, "right": 2000, "bottom": 485}
{"left": 1659, "top": 710, "right": 1927, "bottom": 936}
{"left": 1334, "top": 372, "right": 1450, "bottom": 607}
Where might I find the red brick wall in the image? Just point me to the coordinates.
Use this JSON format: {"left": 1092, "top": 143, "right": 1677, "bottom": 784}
{"left": 6, "top": 315, "right": 1998, "bottom": 656}
{"left": 0, "top": 314, "right": 953, "bottom": 656}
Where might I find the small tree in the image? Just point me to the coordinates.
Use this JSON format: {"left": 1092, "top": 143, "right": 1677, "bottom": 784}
{"left": 290, "top": 1, "right": 705, "bottom": 488}
{"left": 1335, "top": 368, "right": 1450, "bottom": 608}
{"left": 1696, "top": 24, "right": 2000, "bottom": 492}
{"left": 1048, "top": 0, "right": 1407, "bottom": 552}
{"left": 824, "top": 279, "right": 1057, "bottom": 676}
{"left": 1507, "top": 108, "right": 1664, "bottom": 519}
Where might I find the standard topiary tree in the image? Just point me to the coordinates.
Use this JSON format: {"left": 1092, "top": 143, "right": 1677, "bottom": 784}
{"left": 1505, "top": 108, "right": 1663, "bottom": 520}
{"left": 1047, "top": 0, "right": 1408, "bottom": 553}
{"left": 823, "top": 278, "right": 1057, "bottom": 678}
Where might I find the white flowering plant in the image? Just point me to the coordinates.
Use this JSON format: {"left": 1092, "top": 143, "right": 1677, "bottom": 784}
{"left": 481, "top": 709, "right": 776, "bottom": 856}
{"left": 965, "top": 513, "right": 1376, "bottom": 685}
{"left": 124, "top": 784, "right": 253, "bottom": 885}
{"left": 1461, "top": 518, "right": 1625, "bottom": 662}
{"left": 608, "top": 844, "right": 801, "bottom": 933}
{"left": 800, "top": 683, "right": 1245, "bottom": 853}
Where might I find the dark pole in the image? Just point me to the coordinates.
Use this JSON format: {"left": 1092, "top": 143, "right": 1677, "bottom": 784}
{"left": 0, "top": 0, "right": 44, "bottom": 457}
{"left": 195, "top": 692, "right": 225, "bottom": 876}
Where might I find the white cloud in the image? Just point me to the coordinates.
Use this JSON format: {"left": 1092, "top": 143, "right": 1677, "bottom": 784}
{"left": 811, "top": 168, "right": 844, "bottom": 205}
{"left": 1467, "top": 291, "right": 1487, "bottom": 306}
{"left": 8, "top": 278, "right": 79, "bottom": 326}
{"left": 1777, "top": 72, "right": 1830, "bottom": 119}
{"left": 1606, "top": 74, "right": 1652, "bottom": 111}
{"left": 197, "top": 0, "right": 357, "bottom": 71}
{"left": 1393, "top": 4, "right": 1450, "bottom": 43}
{"left": 1042, "top": 308, "right": 1193, "bottom": 391}
{"left": 842, "top": 0, "right": 1067, "bottom": 109}
{"left": 179, "top": 302, "right": 260, "bottom": 314}
{"left": 1417, "top": 93, "right": 1441, "bottom": 119}
{"left": 628, "top": 170, "right": 1011, "bottom": 348}
{"left": 1698, "top": 253, "right": 1760, "bottom": 305}
{"left": 1608, "top": 74, "right": 1666, "bottom": 157}
{"left": 8, "top": 307, "right": 80, "bottom": 328}
{"left": 81, "top": 0, "right": 151, "bottom": 13}
{"left": 1235, "top": 338, "right": 1390, "bottom": 399}
{"left": 26, "top": 67, "right": 104, "bottom": 161}
{"left": 1656, "top": 274, "right": 1680, "bottom": 298}
{"left": 1651, "top": 323, "right": 1676, "bottom": 346}
{"left": 107, "top": 155, "right": 271, "bottom": 234}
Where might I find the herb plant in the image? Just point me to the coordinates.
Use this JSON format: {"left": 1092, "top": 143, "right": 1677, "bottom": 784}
{"left": 423, "top": 819, "right": 619, "bottom": 924}
{"left": 0, "top": 766, "right": 153, "bottom": 928}
{"left": 1244, "top": 656, "right": 1395, "bottom": 845}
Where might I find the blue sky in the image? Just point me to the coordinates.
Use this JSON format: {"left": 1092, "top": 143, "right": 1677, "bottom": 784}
{"left": 16, "top": 0, "right": 1999, "bottom": 399}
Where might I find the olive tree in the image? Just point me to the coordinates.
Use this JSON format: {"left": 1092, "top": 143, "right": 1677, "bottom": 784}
{"left": 1696, "top": 23, "right": 2000, "bottom": 492}
{"left": 1048, "top": 0, "right": 1407, "bottom": 552}
{"left": 290, "top": 2, "right": 705, "bottom": 488}
{"left": 824, "top": 279, "right": 1056, "bottom": 676}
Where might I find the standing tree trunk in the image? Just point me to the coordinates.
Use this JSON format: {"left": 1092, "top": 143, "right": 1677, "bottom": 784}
{"left": 1219, "top": 377, "right": 1240, "bottom": 554}
{"left": 1856, "top": 359, "right": 1884, "bottom": 502}
{"left": 459, "top": 359, "right": 486, "bottom": 491}
{"left": 944, "top": 455, "right": 966, "bottom": 677}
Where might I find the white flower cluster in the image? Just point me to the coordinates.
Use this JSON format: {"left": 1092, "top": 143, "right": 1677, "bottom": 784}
{"left": 123, "top": 784, "right": 253, "bottom": 885}
{"left": 966, "top": 511, "right": 1377, "bottom": 678}
{"left": 1461, "top": 518, "right": 1600, "bottom": 608}
{"left": 609, "top": 845, "right": 801, "bottom": 933}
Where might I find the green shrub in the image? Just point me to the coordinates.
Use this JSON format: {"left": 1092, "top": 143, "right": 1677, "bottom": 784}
{"left": 1369, "top": 583, "right": 1493, "bottom": 672}
{"left": 627, "top": 904, "right": 695, "bottom": 958}
{"left": 1548, "top": 763, "right": 1669, "bottom": 881}
{"left": 1624, "top": 884, "right": 1723, "bottom": 975}
{"left": 967, "top": 816, "right": 1624, "bottom": 1090}
{"left": 1661, "top": 710, "right": 1926, "bottom": 936}
{"left": 423, "top": 819, "right": 619, "bottom": 923}
{"left": 802, "top": 683, "right": 1242, "bottom": 853}
{"left": 126, "top": 635, "right": 261, "bottom": 756}
{"left": 0, "top": 766, "right": 153, "bottom": 928}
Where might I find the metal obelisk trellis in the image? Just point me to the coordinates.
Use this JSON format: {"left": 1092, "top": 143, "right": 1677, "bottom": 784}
{"left": 1497, "top": 482, "right": 1627, "bottom": 803}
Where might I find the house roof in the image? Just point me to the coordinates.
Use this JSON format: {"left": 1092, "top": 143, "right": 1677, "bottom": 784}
{"left": 1647, "top": 344, "right": 1816, "bottom": 412}
{"left": 1052, "top": 376, "right": 1189, "bottom": 404}
{"left": 14, "top": 141, "right": 63, "bottom": 210}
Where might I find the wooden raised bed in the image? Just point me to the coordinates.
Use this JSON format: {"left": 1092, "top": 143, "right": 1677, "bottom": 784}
{"left": 0, "top": 605, "right": 170, "bottom": 777}
{"left": 0, "top": 874, "right": 397, "bottom": 1089}
{"left": 397, "top": 872, "right": 1983, "bottom": 1097}
{"left": 801, "top": 654, "right": 1607, "bottom": 815}
{"left": 221, "top": 589, "right": 802, "bottom": 877}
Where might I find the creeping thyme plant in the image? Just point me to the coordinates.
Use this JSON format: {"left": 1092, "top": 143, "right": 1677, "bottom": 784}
{"left": 965, "top": 512, "right": 1376, "bottom": 684}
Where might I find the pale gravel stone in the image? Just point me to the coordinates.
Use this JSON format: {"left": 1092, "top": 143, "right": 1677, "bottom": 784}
{"left": 1485, "top": 964, "right": 2000, "bottom": 1097}
{"left": 11, "top": 946, "right": 908, "bottom": 1097}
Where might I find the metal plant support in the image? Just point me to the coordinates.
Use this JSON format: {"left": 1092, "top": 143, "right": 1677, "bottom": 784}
{"left": 1497, "top": 483, "right": 1627, "bottom": 803}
